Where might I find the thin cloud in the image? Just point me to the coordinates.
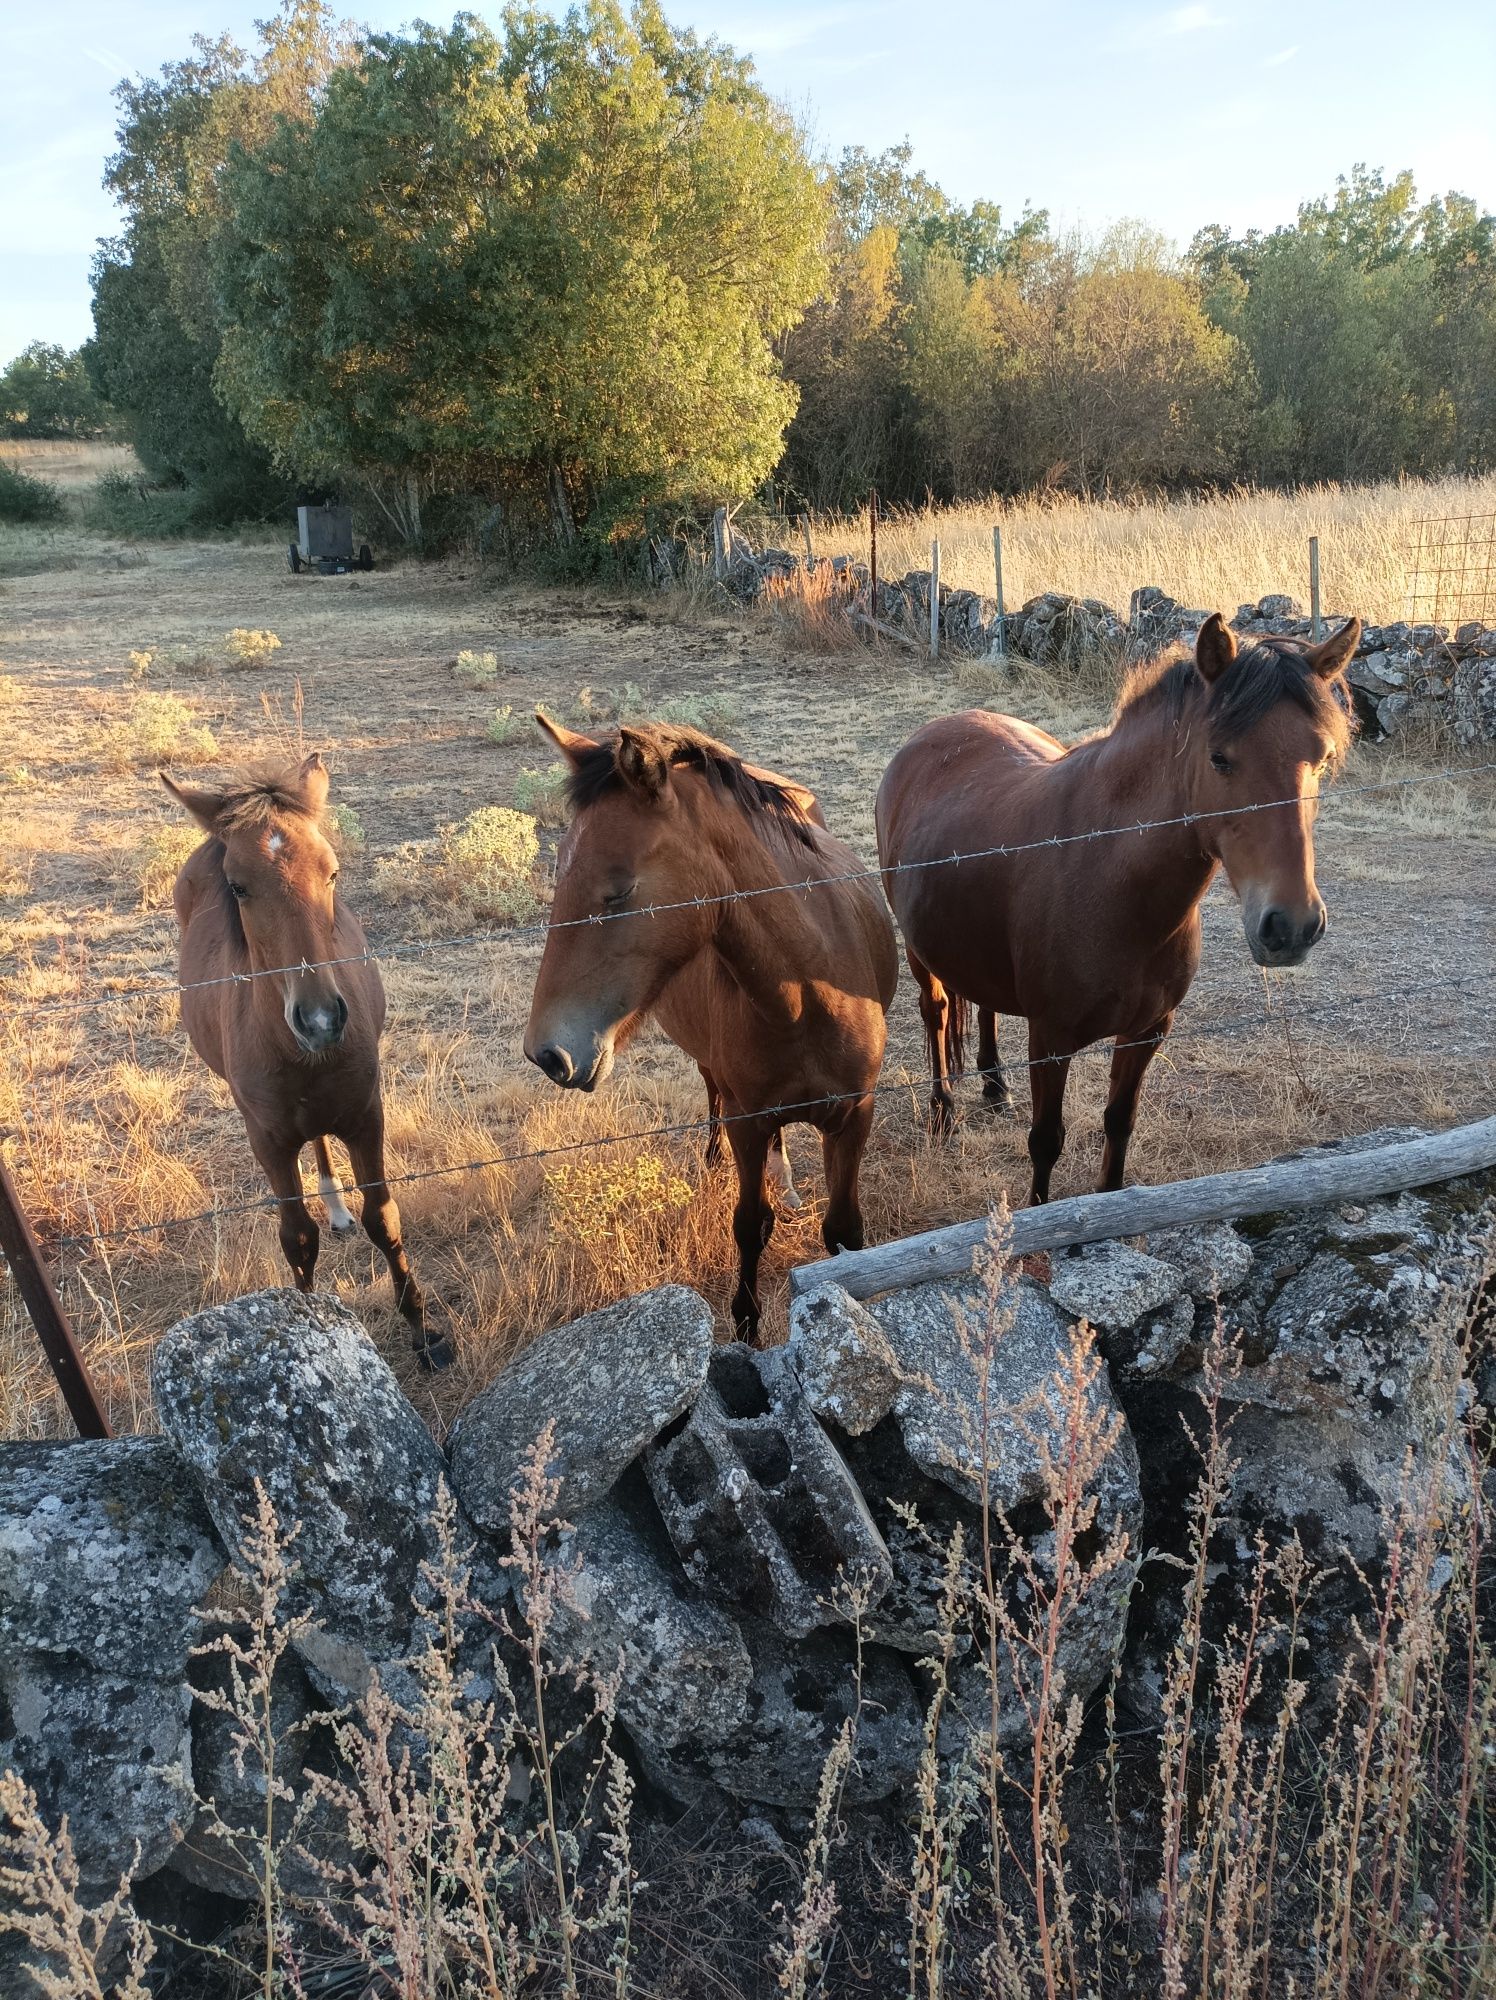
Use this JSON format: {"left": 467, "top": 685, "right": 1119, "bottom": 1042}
{"left": 1111, "top": 6, "right": 1227, "bottom": 51}
{"left": 1262, "top": 45, "right": 1300, "bottom": 66}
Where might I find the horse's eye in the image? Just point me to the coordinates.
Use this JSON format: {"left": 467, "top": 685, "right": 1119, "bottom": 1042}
{"left": 228, "top": 881, "right": 249, "bottom": 901}
{"left": 603, "top": 880, "right": 636, "bottom": 909}
{"left": 1210, "top": 752, "right": 1232, "bottom": 775}
{"left": 329, "top": 870, "right": 339, "bottom": 888}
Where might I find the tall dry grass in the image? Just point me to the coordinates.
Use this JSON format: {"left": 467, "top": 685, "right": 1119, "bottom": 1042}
{"left": 0, "top": 439, "right": 140, "bottom": 492}
{"left": 803, "top": 475, "right": 1496, "bottom": 627}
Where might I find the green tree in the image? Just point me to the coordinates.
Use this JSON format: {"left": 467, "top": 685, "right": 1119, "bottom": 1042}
{"left": 784, "top": 144, "right": 1047, "bottom": 505}
{"left": 0, "top": 342, "right": 108, "bottom": 439}
{"left": 1194, "top": 167, "right": 1496, "bottom": 484}
{"left": 212, "top": 4, "right": 826, "bottom": 542}
{"left": 88, "top": 2, "right": 346, "bottom": 517}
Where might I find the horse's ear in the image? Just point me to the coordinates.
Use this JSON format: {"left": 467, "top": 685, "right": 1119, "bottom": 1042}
{"left": 616, "top": 726, "right": 669, "bottom": 802}
{"left": 1306, "top": 616, "right": 1361, "bottom": 680}
{"left": 1195, "top": 613, "right": 1238, "bottom": 686}
{"left": 535, "top": 709, "right": 599, "bottom": 768}
{"left": 297, "top": 751, "right": 330, "bottom": 814}
{"left": 160, "top": 771, "right": 225, "bottom": 832}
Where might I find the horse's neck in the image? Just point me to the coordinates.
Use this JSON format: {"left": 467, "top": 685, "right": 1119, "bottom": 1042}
{"left": 1081, "top": 711, "right": 1217, "bottom": 925}
{"left": 706, "top": 823, "right": 834, "bottom": 1023}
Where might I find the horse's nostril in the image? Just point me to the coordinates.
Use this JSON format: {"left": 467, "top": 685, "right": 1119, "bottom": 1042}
{"left": 1258, "top": 907, "right": 1291, "bottom": 953}
{"left": 533, "top": 1043, "right": 574, "bottom": 1085}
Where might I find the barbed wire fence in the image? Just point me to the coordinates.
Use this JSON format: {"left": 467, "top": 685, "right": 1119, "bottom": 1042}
{"left": 4, "top": 755, "right": 1495, "bottom": 1433}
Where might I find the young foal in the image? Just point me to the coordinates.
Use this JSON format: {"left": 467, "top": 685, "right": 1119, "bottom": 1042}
{"left": 876, "top": 614, "right": 1359, "bottom": 1204}
{"left": 162, "top": 755, "right": 450, "bottom": 1367}
{"left": 524, "top": 716, "right": 898, "bottom": 1338}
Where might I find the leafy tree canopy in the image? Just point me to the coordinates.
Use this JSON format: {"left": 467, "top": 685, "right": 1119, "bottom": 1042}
{"left": 212, "top": 4, "right": 827, "bottom": 535}
{"left": 0, "top": 342, "right": 109, "bottom": 439}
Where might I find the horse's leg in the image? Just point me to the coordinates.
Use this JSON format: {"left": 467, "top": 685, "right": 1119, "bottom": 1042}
{"left": 342, "top": 1107, "right": 453, "bottom": 1371}
{"left": 312, "top": 1135, "right": 357, "bottom": 1234}
{"left": 907, "top": 946, "right": 956, "bottom": 1136}
{"left": 768, "top": 1128, "right": 801, "bottom": 1210}
{"left": 1026, "top": 1025, "right": 1072, "bottom": 1206}
{"left": 820, "top": 1094, "right": 876, "bottom": 1256}
{"left": 1098, "top": 1015, "right": 1172, "bottom": 1193}
{"left": 725, "top": 1116, "right": 775, "bottom": 1343}
{"left": 248, "top": 1127, "right": 320, "bottom": 1292}
{"left": 976, "top": 1009, "right": 1014, "bottom": 1113}
{"left": 701, "top": 1066, "right": 724, "bottom": 1167}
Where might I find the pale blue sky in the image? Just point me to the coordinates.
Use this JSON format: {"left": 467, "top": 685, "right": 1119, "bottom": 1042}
{"left": 4, "top": 1, "right": 1495, "bottom": 366}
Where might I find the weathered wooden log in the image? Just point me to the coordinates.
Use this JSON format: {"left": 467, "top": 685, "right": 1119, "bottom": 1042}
{"left": 849, "top": 609, "right": 920, "bottom": 651}
{"left": 789, "top": 1117, "right": 1496, "bottom": 1302}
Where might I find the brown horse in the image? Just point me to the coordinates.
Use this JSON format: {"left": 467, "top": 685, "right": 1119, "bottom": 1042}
{"left": 876, "top": 614, "right": 1359, "bottom": 1204}
{"left": 162, "top": 755, "right": 450, "bottom": 1368}
{"left": 524, "top": 715, "right": 898, "bottom": 1337}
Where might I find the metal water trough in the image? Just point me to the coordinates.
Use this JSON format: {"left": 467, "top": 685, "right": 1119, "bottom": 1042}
{"left": 288, "top": 503, "right": 372, "bottom": 575}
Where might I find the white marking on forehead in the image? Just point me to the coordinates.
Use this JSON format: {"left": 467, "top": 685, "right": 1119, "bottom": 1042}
{"left": 267, "top": 832, "right": 285, "bottom": 856}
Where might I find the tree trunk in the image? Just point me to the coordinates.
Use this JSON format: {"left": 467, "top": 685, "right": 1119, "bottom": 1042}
{"left": 547, "top": 461, "right": 577, "bottom": 543}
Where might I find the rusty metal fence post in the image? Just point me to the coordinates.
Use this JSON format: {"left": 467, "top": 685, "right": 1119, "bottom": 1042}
{"left": 0, "top": 1154, "right": 111, "bottom": 1438}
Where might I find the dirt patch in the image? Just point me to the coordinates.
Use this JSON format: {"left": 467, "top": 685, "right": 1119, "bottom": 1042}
{"left": 2, "top": 532, "right": 1492, "bottom": 1436}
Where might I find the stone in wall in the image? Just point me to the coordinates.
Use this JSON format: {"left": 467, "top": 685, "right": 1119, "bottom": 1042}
{"left": 0, "top": 1438, "right": 225, "bottom": 1891}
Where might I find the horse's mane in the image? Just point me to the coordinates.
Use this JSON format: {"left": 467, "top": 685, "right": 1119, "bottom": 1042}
{"left": 213, "top": 764, "right": 323, "bottom": 834}
{"left": 1114, "top": 635, "right": 1355, "bottom": 769}
{"left": 566, "top": 724, "right": 817, "bottom": 849}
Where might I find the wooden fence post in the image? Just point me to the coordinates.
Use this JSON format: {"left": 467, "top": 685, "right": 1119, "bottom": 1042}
{"left": 929, "top": 538, "right": 941, "bottom": 661}
{"left": 1309, "top": 535, "right": 1322, "bottom": 641}
{"left": 992, "top": 525, "right": 1008, "bottom": 657}
{"left": 869, "top": 489, "right": 879, "bottom": 614}
{"left": 712, "top": 506, "right": 729, "bottom": 580}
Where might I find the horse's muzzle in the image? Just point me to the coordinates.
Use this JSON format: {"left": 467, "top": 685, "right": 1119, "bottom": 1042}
{"left": 1246, "top": 901, "right": 1327, "bottom": 969}
{"left": 290, "top": 994, "right": 348, "bottom": 1053}
{"left": 527, "top": 1038, "right": 611, "bottom": 1091}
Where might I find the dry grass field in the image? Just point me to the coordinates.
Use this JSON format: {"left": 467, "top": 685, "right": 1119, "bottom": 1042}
{"left": 807, "top": 473, "right": 1496, "bottom": 626}
{"left": 1, "top": 484, "right": 1493, "bottom": 1442}
{"left": 0, "top": 437, "right": 142, "bottom": 491}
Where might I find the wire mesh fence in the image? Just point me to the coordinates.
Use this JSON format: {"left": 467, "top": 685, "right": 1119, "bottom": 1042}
{"left": 1407, "top": 511, "right": 1496, "bottom": 633}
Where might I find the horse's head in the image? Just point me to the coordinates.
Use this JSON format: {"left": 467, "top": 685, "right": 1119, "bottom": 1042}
{"left": 161, "top": 753, "right": 349, "bottom": 1053}
{"left": 1186, "top": 613, "right": 1360, "bottom": 967}
{"left": 523, "top": 711, "right": 811, "bottom": 1090}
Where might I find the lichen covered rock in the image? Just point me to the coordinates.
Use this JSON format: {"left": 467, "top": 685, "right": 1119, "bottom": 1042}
{"left": 153, "top": 1287, "right": 447, "bottom": 1701}
{"left": 0, "top": 1439, "right": 225, "bottom": 1892}
{"left": 450, "top": 1285, "right": 714, "bottom": 1530}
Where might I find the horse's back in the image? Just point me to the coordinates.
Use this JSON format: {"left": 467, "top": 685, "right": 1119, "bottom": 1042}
{"left": 876, "top": 708, "right": 1064, "bottom": 876}
{"left": 876, "top": 712, "right": 1064, "bottom": 852}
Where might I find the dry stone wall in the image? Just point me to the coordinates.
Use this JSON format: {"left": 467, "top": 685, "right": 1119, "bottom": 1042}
{"left": 2, "top": 1131, "right": 1491, "bottom": 1975}
{"left": 709, "top": 527, "right": 1496, "bottom": 744}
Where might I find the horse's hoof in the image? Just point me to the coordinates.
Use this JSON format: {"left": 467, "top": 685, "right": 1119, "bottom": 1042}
{"left": 415, "top": 1329, "right": 456, "bottom": 1372}
{"left": 980, "top": 1084, "right": 1015, "bottom": 1117}
{"left": 778, "top": 1187, "right": 804, "bottom": 1212}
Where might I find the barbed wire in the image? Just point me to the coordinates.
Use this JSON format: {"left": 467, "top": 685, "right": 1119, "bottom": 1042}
{"left": 45, "top": 964, "right": 1495, "bottom": 1252}
{"left": 12, "top": 758, "right": 1496, "bottom": 1022}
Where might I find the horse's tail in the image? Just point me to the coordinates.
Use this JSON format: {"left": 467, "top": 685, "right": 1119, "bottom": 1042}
{"left": 945, "top": 991, "right": 969, "bottom": 1080}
